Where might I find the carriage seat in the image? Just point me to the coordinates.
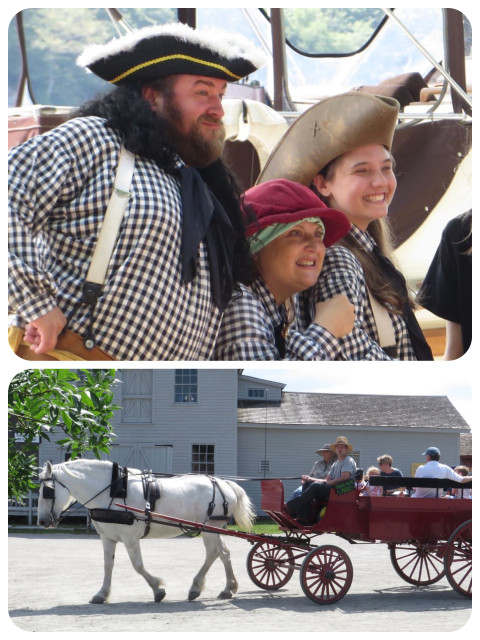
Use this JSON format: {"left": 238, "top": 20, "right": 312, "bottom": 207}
{"left": 351, "top": 72, "right": 428, "bottom": 108}
{"left": 368, "top": 475, "right": 472, "bottom": 497}
{"left": 261, "top": 479, "right": 354, "bottom": 529}
{"left": 260, "top": 479, "right": 315, "bottom": 528}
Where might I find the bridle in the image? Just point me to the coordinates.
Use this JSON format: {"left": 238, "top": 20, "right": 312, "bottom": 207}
{"left": 39, "top": 474, "right": 73, "bottom": 527}
{"left": 38, "top": 472, "right": 115, "bottom": 527}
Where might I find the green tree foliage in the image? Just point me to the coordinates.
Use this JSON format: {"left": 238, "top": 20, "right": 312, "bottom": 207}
{"left": 283, "top": 8, "right": 384, "bottom": 54}
{"left": 8, "top": 369, "right": 120, "bottom": 501}
{"left": 9, "top": 7, "right": 177, "bottom": 106}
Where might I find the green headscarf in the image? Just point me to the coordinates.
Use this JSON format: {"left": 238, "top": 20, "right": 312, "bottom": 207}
{"left": 248, "top": 217, "right": 325, "bottom": 254}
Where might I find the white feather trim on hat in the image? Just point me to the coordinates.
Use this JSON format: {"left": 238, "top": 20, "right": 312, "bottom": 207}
{"left": 77, "top": 22, "right": 267, "bottom": 71}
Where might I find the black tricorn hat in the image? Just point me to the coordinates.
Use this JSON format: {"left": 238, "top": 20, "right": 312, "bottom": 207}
{"left": 77, "top": 22, "right": 267, "bottom": 86}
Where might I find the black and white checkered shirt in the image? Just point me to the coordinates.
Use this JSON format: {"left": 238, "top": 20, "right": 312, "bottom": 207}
{"left": 298, "top": 225, "right": 416, "bottom": 360}
{"left": 8, "top": 116, "right": 222, "bottom": 360}
{"left": 213, "top": 277, "right": 342, "bottom": 360}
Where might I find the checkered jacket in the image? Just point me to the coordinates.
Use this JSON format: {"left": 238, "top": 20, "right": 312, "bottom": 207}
{"left": 213, "top": 278, "right": 342, "bottom": 360}
{"left": 8, "top": 116, "right": 222, "bottom": 360}
{"left": 298, "top": 226, "right": 416, "bottom": 360}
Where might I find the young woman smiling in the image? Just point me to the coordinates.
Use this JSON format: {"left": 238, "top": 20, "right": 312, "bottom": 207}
{"left": 258, "top": 92, "right": 433, "bottom": 361}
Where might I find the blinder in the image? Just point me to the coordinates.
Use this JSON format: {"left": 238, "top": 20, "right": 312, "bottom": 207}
{"left": 42, "top": 484, "right": 55, "bottom": 500}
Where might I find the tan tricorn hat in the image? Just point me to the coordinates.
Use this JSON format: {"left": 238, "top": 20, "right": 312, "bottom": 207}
{"left": 330, "top": 436, "right": 354, "bottom": 453}
{"left": 257, "top": 92, "right": 400, "bottom": 187}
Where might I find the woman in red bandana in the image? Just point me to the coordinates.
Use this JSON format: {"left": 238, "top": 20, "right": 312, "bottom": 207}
{"left": 213, "top": 178, "right": 354, "bottom": 360}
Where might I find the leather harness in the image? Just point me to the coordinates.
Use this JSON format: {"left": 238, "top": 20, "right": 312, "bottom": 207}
{"left": 88, "top": 464, "right": 230, "bottom": 537}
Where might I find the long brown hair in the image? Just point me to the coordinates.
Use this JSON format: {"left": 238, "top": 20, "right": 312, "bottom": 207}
{"left": 314, "top": 155, "right": 413, "bottom": 314}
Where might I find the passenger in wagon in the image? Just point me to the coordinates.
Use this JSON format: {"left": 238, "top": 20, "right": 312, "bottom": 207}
{"left": 285, "top": 436, "right": 357, "bottom": 525}
{"left": 412, "top": 447, "right": 472, "bottom": 498}
{"left": 450, "top": 466, "right": 472, "bottom": 499}
{"left": 361, "top": 467, "right": 382, "bottom": 496}
{"left": 213, "top": 179, "right": 355, "bottom": 360}
{"left": 377, "top": 454, "right": 404, "bottom": 495}
{"left": 257, "top": 92, "right": 433, "bottom": 361}
{"left": 289, "top": 443, "right": 338, "bottom": 499}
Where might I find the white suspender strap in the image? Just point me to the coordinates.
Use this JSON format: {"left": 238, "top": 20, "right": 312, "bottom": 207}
{"left": 85, "top": 146, "right": 136, "bottom": 285}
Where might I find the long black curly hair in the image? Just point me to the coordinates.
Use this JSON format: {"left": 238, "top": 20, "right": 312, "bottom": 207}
{"left": 75, "top": 84, "right": 255, "bottom": 286}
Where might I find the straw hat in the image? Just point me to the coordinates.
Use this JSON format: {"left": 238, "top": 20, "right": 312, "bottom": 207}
{"left": 330, "top": 436, "right": 354, "bottom": 453}
{"left": 257, "top": 92, "right": 400, "bottom": 187}
{"left": 77, "top": 22, "right": 266, "bottom": 86}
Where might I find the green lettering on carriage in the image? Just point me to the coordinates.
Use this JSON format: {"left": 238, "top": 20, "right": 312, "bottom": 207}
{"left": 335, "top": 479, "right": 356, "bottom": 495}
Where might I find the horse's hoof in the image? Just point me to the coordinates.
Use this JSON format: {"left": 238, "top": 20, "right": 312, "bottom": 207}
{"left": 90, "top": 595, "right": 107, "bottom": 604}
{"left": 154, "top": 589, "right": 166, "bottom": 602}
{"left": 218, "top": 591, "right": 233, "bottom": 600}
{"left": 188, "top": 589, "right": 201, "bottom": 601}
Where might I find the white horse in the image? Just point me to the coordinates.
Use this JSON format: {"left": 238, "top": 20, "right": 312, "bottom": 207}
{"left": 37, "top": 458, "right": 255, "bottom": 604}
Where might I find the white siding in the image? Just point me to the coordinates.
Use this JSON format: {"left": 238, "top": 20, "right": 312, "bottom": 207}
{"left": 237, "top": 375, "right": 284, "bottom": 402}
{"left": 39, "top": 369, "right": 239, "bottom": 478}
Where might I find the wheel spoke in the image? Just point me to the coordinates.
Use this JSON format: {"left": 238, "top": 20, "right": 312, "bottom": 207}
{"left": 445, "top": 522, "right": 472, "bottom": 598}
{"left": 247, "top": 541, "right": 296, "bottom": 590}
{"left": 390, "top": 542, "right": 445, "bottom": 586}
{"left": 300, "top": 545, "right": 353, "bottom": 604}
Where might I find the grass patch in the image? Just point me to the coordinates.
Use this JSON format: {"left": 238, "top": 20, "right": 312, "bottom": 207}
{"left": 228, "top": 518, "right": 282, "bottom": 535}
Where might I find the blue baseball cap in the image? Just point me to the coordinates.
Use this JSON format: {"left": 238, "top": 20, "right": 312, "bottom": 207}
{"left": 422, "top": 447, "right": 441, "bottom": 457}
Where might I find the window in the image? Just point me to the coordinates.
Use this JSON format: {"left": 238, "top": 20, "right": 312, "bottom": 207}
{"left": 121, "top": 370, "right": 152, "bottom": 423}
{"left": 350, "top": 452, "right": 361, "bottom": 468}
{"left": 192, "top": 444, "right": 214, "bottom": 474}
{"left": 248, "top": 388, "right": 265, "bottom": 399}
{"left": 174, "top": 370, "right": 198, "bottom": 403}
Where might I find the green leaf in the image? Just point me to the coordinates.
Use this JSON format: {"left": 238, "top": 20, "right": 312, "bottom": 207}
{"left": 8, "top": 368, "right": 121, "bottom": 502}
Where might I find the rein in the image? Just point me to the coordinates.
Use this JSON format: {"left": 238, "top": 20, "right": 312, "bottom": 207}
{"left": 39, "top": 465, "right": 295, "bottom": 532}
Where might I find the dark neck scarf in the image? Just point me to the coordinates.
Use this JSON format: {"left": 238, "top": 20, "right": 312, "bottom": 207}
{"left": 180, "top": 167, "right": 235, "bottom": 313}
{"left": 372, "top": 246, "right": 433, "bottom": 361}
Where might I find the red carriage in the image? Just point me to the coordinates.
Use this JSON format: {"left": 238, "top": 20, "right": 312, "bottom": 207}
{"left": 120, "top": 474, "right": 471, "bottom": 605}
{"left": 250, "top": 476, "right": 471, "bottom": 604}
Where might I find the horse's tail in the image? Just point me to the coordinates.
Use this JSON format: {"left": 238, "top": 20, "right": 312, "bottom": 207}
{"left": 225, "top": 481, "right": 256, "bottom": 530}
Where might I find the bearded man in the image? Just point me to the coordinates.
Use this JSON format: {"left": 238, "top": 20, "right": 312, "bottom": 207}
{"left": 8, "top": 22, "right": 265, "bottom": 360}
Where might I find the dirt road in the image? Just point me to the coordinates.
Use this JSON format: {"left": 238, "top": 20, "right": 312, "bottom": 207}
{"left": 8, "top": 531, "right": 471, "bottom": 636}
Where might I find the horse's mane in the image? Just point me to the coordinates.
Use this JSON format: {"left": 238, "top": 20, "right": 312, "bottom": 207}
{"left": 40, "top": 458, "right": 115, "bottom": 481}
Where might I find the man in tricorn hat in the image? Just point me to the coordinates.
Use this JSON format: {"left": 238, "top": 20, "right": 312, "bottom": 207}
{"left": 9, "top": 22, "right": 265, "bottom": 360}
{"left": 286, "top": 436, "right": 357, "bottom": 525}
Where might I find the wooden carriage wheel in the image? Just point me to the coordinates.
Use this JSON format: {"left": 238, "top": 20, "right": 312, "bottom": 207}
{"left": 300, "top": 544, "right": 353, "bottom": 604}
{"left": 246, "top": 541, "right": 296, "bottom": 590}
{"left": 389, "top": 541, "right": 446, "bottom": 585}
{"left": 444, "top": 520, "right": 472, "bottom": 598}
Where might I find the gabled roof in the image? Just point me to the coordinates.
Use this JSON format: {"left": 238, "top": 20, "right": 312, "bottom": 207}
{"left": 238, "top": 391, "right": 470, "bottom": 430}
{"left": 239, "top": 374, "right": 286, "bottom": 390}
